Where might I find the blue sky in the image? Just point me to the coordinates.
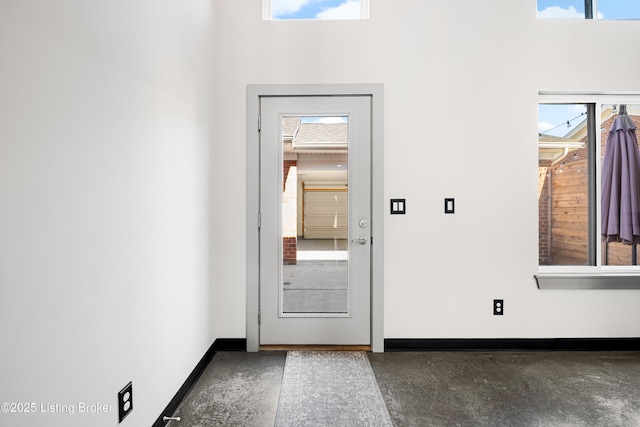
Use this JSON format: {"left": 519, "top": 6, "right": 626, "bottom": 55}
{"left": 539, "top": 104, "right": 640, "bottom": 138}
{"left": 300, "top": 116, "right": 348, "bottom": 123}
{"left": 537, "top": 0, "right": 640, "bottom": 19}
{"left": 538, "top": 104, "right": 587, "bottom": 137}
{"left": 271, "top": 0, "right": 360, "bottom": 20}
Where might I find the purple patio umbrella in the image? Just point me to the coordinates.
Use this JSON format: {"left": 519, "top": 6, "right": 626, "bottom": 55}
{"left": 601, "top": 105, "right": 640, "bottom": 264}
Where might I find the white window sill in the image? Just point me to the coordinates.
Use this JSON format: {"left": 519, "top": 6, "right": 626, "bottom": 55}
{"left": 535, "top": 272, "right": 640, "bottom": 289}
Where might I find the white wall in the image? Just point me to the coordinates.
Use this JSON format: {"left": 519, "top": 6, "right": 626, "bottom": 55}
{"left": 213, "top": 1, "right": 640, "bottom": 339}
{"left": 0, "top": 1, "right": 215, "bottom": 426}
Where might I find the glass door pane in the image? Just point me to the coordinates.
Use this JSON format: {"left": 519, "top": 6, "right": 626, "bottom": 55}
{"left": 281, "top": 116, "right": 349, "bottom": 313}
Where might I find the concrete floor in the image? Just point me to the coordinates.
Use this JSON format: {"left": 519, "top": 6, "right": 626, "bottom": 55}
{"left": 167, "top": 352, "right": 284, "bottom": 427}
{"left": 169, "top": 350, "right": 640, "bottom": 427}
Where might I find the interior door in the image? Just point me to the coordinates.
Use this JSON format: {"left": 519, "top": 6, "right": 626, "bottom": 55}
{"left": 259, "top": 95, "right": 371, "bottom": 345}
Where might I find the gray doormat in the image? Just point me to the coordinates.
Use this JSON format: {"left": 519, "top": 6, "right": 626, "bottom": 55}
{"left": 275, "top": 351, "right": 394, "bottom": 426}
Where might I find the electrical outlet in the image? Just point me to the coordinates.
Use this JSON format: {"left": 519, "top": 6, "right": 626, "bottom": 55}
{"left": 118, "top": 382, "right": 133, "bottom": 423}
{"left": 494, "top": 299, "right": 504, "bottom": 316}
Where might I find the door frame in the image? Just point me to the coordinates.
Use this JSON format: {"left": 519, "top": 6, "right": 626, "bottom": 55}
{"left": 246, "top": 84, "right": 384, "bottom": 352}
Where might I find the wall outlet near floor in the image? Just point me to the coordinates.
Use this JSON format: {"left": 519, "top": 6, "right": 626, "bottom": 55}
{"left": 118, "top": 381, "right": 133, "bottom": 423}
{"left": 494, "top": 299, "right": 504, "bottom": 316}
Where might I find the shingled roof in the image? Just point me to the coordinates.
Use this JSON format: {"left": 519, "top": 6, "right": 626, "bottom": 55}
{"left": 294, "top": 123, "right": 348, "bottom": 144}
{"left": 281, "top": 118, "right": 349, "bottom": 154}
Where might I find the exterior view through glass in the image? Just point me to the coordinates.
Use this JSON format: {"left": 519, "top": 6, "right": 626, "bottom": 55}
{"left": 538, "top": 104, "right": 589, "bottom": 266}
{"left": 269, "top": 0, "right": 363, "bottom": 20}
{"left": 538, "top": 103, "right": 640, "bottom": 267}
{"left": 281, "top": 116, "right": 350, "bottom": 313}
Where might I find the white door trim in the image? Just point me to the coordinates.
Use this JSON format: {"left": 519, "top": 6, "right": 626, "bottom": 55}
{"left": 246, "top": 84, "right": 384, "bottom": 352}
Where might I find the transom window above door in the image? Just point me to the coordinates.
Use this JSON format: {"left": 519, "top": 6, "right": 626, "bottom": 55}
{"left": 263, "top": 0, "right": 369, "bottom": 20}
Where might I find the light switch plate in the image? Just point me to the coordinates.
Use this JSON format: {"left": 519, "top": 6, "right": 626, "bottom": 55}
{"left": 390, "top": 199, "right": 406, "bottom": 214}
{"left": 445, "top": 198, "right": 455, "bottom": 214}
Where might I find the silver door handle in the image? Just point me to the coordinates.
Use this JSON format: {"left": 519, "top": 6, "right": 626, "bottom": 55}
{"left": 352, "top": 237, "right": 368, "bottom": 245}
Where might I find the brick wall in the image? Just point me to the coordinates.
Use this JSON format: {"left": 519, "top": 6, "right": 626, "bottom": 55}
{"left": 282, "top": 160, "right": 297, "bottom": 265}
{"left": 283, "top": 236, "right": 297, "bottom": 265}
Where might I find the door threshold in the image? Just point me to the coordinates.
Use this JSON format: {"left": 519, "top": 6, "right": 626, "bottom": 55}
{"left": 260, "top": 345, "right": 371, "bottom": 352}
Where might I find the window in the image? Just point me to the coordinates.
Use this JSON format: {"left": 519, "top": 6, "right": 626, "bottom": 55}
{"left": 264, "top": 0, "right": 369, "bottom": 20}
{"left": 597, "top": 1, "right": 640, "bottom": 20}
{"left": 538, "top": 103, "right": 590, "bottom": 266}
{"left": 537, "top": 0, "right": 640, "bottom": 20}
{"left": 538, "top": 98, "right": 640, "bottom": 271}
{"left": 537, "top": 1, "right": 586, "bottom": 19}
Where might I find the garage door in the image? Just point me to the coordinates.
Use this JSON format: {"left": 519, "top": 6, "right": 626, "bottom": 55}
{"left": 303, "top": 190, "right": 348, "bottom": 239}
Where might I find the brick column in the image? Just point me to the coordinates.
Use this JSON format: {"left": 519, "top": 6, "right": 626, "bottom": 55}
{"left": 282, "top": 161, "right": 297, "bottom": 265}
